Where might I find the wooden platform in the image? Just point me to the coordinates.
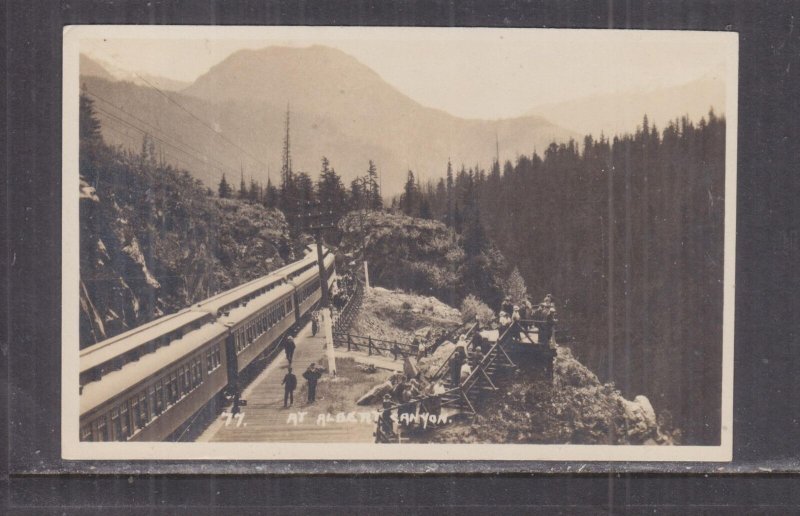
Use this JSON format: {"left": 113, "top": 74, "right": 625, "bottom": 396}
{"left": 195, "top": 320, "right": 378, "bottom": 443}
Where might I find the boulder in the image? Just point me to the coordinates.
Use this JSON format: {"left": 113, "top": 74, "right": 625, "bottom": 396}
{"left": 357, "top": 380, "right": 393, "bottom": 406}
{"left": 621, "top": 395, "right": 658, "bottom": 441}
{"left": 418, "top": 341, "right": 455, "bottom": 376}
{"left": 403, "top": 356, "right": 420, "bottom": 379}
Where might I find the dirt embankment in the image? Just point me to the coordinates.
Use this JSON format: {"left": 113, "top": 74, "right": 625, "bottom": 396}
{"left": 349, "top": 286, "right": 462, "bottom": 344}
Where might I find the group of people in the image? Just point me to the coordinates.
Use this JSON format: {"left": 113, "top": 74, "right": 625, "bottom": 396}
{"left": 497, "top": 293, "right": 558, "bottom": 346}
{"left": 448, "top": 332, "right": 490, "bottom": 387}
{"left": 377, "top": 371, "right": 448, "bottom": 439}
{"left": 330, "top": 271, "right": 357, "bottom": 311}
{"left": 280, "top": 333, "right": 325, "bottom": 408}
{"left": 280, "top": 362, "right": 324, "bottom": 408}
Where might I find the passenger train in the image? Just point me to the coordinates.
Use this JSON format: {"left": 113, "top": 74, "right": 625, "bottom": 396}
{"left": 79, "top": 247, "right": 336, "bottom": 442}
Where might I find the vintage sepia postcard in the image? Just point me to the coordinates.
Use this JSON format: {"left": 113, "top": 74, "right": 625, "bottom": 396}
{"left": 62, "top": 25, "right": 737, "bottom": 462}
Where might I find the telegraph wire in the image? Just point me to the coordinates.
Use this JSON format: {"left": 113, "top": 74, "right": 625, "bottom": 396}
{"left": 85, "top": 90, "right": 232, "bottom": 167}
{"left": 86, "top": 90, "right": 237, "bottom": 175}
{"left": 100, "top": 123, "right": 207, "bottom": 175}
{"left": 93, "top": 105, "right": 240, "bottom": 177}
{"left": 132, "top": 71, "right": 270, "bottom": 170}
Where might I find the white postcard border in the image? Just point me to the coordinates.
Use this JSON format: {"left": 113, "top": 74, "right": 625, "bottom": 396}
{"left": 62, "top": 25, "right": 738, "bottom": 462}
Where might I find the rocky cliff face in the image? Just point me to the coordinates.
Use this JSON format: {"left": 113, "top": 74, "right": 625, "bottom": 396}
{"left": 79, "top": 148, "right": 297, "bottom": 348}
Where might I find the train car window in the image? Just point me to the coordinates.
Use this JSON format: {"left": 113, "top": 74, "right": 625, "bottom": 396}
{"left": 111, "top": 408, "right": 121, "bottom": 441}
{"left": 95, "top": 417, "right": 108, "bottom": 442}
{"left": 139, "top": 391, "right": 149, "bottom": 426}
{"left": 196, "top": 357, "right": 203, "bottom": 382}
{"left": 131, "top": 397, "right": 141, "bottom": 429}
{"left": 80, "top": 424, "right": 92, "bottom": 442}
{"left": 154, "top": 383, "right": 163, "bottom": 415}
{"left": 120, "top": 403, "right": 130, "bottom": 439}
{"left": 179, "top": 367, "right": 186, "bottom": 393}
{"left": 163, "top": 377, "right": 171, "bottom": 407}
{"left": 170, "top": 373, "right": 178, "bottom": 403}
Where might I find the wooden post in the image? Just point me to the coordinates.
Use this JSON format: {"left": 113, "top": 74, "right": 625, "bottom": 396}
{"left": 368, "top": 337, "right": 373, "bottom": 356}
{"left": 348, "top": 334, "right": 352, "bottom": 352}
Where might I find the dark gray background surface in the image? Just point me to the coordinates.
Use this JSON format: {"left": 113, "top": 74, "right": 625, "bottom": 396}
{"left": 3, "top": 0, "right": 799, "bottom": 511}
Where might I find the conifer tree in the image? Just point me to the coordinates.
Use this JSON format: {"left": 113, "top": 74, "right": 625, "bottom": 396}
{"left": 401, "top": 170, "right": 417, "bottom": 216}
{"left": 264, "top": 178, "right": 278, "bottom": 208}
{"left": 504, "top": 266, "right": 528, "bottom": 305}
{"left": 367, "top": 160, "right": 382, "bottom": 210}
{"left": 218, "top": 173, "right": 232, "bottom": 198}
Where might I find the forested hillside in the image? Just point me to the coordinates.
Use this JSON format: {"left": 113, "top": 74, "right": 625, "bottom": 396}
{"left": 337, "top": 211, "right": 508, "bottom": 309}
{"left": 406, "top": 113, "right": 726, "bottom": 445}
{"left": 79, "top": 94, "right": 299, "bottom": 348}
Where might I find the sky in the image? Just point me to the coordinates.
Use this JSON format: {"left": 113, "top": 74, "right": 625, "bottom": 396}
{"left": 78, "top": 26, "right": 733, "bottom": 120}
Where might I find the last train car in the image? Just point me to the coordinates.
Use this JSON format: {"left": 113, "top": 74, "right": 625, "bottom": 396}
{"left": 79, "top": 315, "right": 229, "bottom": 442}
{"left": 78, "top": 248, "right": 334, "bottom": 442}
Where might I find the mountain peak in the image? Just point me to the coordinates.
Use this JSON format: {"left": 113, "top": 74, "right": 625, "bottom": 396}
{"left": 87, "top": 46, "right": 575, "bottom": 195}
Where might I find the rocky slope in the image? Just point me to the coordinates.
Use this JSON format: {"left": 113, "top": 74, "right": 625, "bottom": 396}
{"left": 337, "top": 210, "right": 506, "bottom": 307}
{"left": 430, "top": 346, "right": 676, "bottom": 445}
{"left": 350, "top": 286, "right": 462, "bottom": 344}
{"left": 79, "top": 144, "right": 299, "bottom": 348}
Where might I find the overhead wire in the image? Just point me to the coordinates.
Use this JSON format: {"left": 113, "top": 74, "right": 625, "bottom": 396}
{"left": 131, "top": 71, "right": 270, "bottom": 170}
{"left": 85, "top": 89, "right": 238, "bottom": 169}
{"left": 92, "top": 104, "right": 239, "bottom": 177}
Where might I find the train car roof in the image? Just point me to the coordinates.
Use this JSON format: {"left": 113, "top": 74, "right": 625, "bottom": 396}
{"left": 194, "top": 255, "right": 311, "bottom": 310}
{"left": 288, "top": 262, "right": 321, "bottom": 286}
{"left": 216, "top": 282, "right": 295, "bottom": 326}
{"left": 289, "top": 252, "right": 335, "bottom": 286}
{"left": 80, "top": 310, "right": 210, "bottom": 373}
{"left": 192, "top": 248, "right": 332, "bottom": 314}
{"left": 80, "top": 321, "right": 229, "bottom": 415}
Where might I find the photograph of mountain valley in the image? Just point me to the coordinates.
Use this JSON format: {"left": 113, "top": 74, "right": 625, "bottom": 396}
{"left": 70, "top": 27, "right": 734, "bottom": 456}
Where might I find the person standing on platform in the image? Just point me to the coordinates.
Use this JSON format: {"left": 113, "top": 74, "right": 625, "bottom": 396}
{"left": 303, "top": 363, "right": 323, "bottom": 403}
{"left": 511, "top": 305, "right": 522, "bottom": 342}
{"left": 311, "top": 312, "right": 319, "bottom": 336}
{"left": 501, "top": 296, "right": 514, "bottom": 319}
{"left": 282, "top": 367, "right": 297, "bottom": 408}
{"left": 283, "top": 335, "right": 296, "bottom": 365}
{"left": 498, "top": 311, "right": 511, "bottom": 338}
{"left": 450, "top": 347, "right": 465, "bottom": 387}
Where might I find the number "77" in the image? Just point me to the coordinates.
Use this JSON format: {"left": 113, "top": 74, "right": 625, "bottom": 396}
{"left": 224, "top": 412, "right": 246, "bottom": 427}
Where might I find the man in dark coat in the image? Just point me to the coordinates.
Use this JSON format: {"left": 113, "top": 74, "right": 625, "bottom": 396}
{"left": 311, "top": 312, "right": 319, "bottom": 336}
{"left": 283, "top": 335, "right": 296, "bottom": 365}
{"left": 303, "top": 363, "right": 323, "bottom": 403}
{"left": 282, "top": 367, "right": 297, "bottom": 408}
{"left": 450, "top": 347, "right": 465, "bottom": 387}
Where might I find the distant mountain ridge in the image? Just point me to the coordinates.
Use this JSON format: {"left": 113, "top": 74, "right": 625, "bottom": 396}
{"left": 81, "top": 53, "right": 191, "bottom": 92}
{"left": 526, "top": 76, "right": 726, "bottom": 138}
{"left": 80, "top": 48, "right": 577, "bottom": 194}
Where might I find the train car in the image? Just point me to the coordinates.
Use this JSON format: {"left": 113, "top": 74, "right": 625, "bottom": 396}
{"left": 80, "top": 321, "right": 229, "bottom": 442}
{"left": 200, "top": 280, "right": 297, "bottom": 377}
{"left": 288, "top": 253, "right": 332, "bottom": 322}
{"left": 80, "top": 309, "right": 214, "bottom": 388}
{"left": 78, "top": 247, "right": 335, "bottom": 442}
